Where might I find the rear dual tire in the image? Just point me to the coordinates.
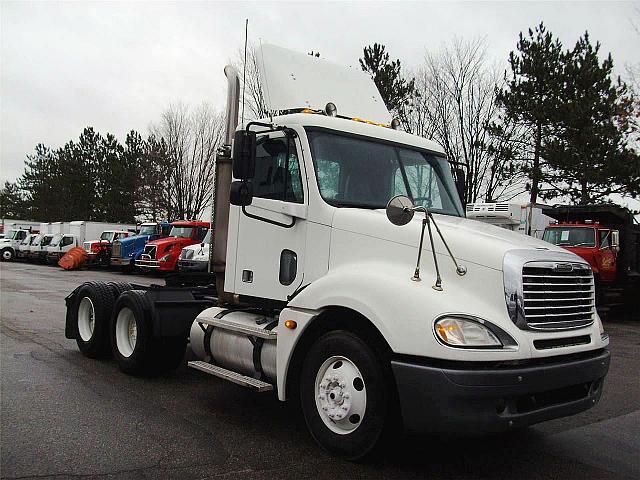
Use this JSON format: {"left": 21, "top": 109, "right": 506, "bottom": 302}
{"left": 111, "top": 290, "right": 187, "bottom": 375}
{"left": 72, "top": 282, "right": 117, "bottom": 358}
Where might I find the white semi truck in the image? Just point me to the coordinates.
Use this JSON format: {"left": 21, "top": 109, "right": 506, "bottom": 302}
{"left": 64, "top": 45, "right": 610, "bottom": 459}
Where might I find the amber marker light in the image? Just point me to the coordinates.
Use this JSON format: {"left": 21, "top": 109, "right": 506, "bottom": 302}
{"left": 284, "top": 320, "right": 297, "bottom": 330}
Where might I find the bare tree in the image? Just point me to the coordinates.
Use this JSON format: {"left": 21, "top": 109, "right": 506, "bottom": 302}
{"left": 406, "top": 38, "right": 526, "bottom": 203}
{"left": 152, "top": 102, "right": 225, "bottom": 220}
{"left": 234, "top": 44, "right": 270, "bottom": 121}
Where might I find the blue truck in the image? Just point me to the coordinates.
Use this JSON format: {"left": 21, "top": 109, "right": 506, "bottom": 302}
{"left": 110, "top": 221, "right": 172, "bottom": 272}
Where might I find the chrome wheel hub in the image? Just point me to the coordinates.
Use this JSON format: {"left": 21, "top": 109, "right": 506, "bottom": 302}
{"left": 77, "top": 297, "right": 95, "bottom": 342}
{"left": 315, "top": 356, "right": 366, "bottom": 435}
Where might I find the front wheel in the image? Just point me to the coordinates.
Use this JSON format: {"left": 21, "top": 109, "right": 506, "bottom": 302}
{"left": 300, "top": 330, "right": 396, "bottom": 460}
{"left": 1, "top": 248, "right": 15, "bottom": 261}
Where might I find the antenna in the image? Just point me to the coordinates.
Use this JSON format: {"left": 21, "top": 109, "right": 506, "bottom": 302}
{"left": 241, "top": 18, "right": 248, "bottom": 126}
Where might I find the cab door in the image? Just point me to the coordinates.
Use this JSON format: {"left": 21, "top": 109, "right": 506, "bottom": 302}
{"left": 233, "top": 131, "right": 307, "bottom": 302}
{"left": 596, "top": 229, "right": 617, "bottom": 282}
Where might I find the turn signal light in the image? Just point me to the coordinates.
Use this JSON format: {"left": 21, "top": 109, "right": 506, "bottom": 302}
{"left": 284, "top": 320, "right": 297, "bottom": 330}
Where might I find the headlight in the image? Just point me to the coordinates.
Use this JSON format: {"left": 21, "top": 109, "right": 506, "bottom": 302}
{"left": 435, "top": 317, "right": 503, "bottom": 348}
{"left": 159, "top": 254, "right": 171, "bottom": 262}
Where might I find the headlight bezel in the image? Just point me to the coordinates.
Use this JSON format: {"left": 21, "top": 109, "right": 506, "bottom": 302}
{"left": 433, "top": 314, "right": 518, "bottom": 350}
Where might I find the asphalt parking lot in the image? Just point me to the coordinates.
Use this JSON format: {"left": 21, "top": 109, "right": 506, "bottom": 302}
{"left": 1, "top": 261, "right": 639, "bottom": 480}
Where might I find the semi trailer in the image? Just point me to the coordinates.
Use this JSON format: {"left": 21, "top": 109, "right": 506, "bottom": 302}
{"left": 64, "top": 45, "right": 610, "bottom": 459}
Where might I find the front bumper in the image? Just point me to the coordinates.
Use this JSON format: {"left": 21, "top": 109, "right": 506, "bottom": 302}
{"left": 135, "top": 258, "right": 175, "bottom": 271}
{"left": 178, "top": 259, "right": 208, "bottom": 272}
{"left": 111, "top": 257, "right": 132, "bottom": 266}
{"left": 392, "top": 349, "right": 610, "bottom": 434}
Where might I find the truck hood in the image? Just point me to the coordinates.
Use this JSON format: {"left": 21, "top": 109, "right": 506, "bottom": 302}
{"left": 118, "top": 235, "right": 150, "bottom": 247}
{"left": 146, "top": 237, "right": 192, "bottom": 248}
{"left": 332, "top": 209, "right": 570, "bottom": 271}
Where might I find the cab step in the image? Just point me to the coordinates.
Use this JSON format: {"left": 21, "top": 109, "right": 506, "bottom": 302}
{"left": 187, "top": 361, "right": 273, "bottom": 392}
{"left": 197, "top": 316, "right": 277, "bottom": 340}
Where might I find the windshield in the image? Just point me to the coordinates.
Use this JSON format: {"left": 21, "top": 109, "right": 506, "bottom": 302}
{"left": 543, "top": 227, "right": 596, "bottom": 247}
{"left": 306, "top": 130, "right": 464, "bottom": 216}
{"left": 170, "top": 226, "right": 193, "bottom": 238}
{"left": 31, "top": 234, "right": 43, "bottom": 245}
{"left": 49, "top": 234, "right": 63, "bottom": 247}
{"left": 100, "top": 232, "right": 113, "bottom": 241}
{"left": 41, "top": 235, "right": 54, "bottom": 246}
{"left": 139, "top": 225, "right": 157, "bottom": 236}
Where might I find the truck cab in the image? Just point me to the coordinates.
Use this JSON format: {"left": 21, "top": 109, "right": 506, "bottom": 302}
{"left": 16, "top": 234, "right": 38, "bottom": 259}
{"left": 111, "top": 222, "right": 172, "bottom": 271}
{"left": 29, "top": 234, "right": 54, "bottom": 262}
{"left": 84, "top": 230, "right": 133, "bottom": 266}
{"left": 64, "top": 45, "right": 611, "bottom": 459}
{"left": 543, "top": 221, "right": 617, "bottom": 282}
{"left": 135, "top": 221, "right": 209, "bottom": 272}
{"left": 178, "top": 229, "right": 211, "bottom": 272}
{"left": 0, "top": 229, "right": 30, "bottom": 261}
{"left": 46, "top": 234, "right": 81, "bottom": 263}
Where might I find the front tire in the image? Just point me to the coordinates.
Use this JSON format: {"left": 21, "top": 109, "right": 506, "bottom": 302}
{"left": 1, "top": 248, "right": 15, "bottom": 261}
{"left": 300, "top": 330, "right": 395, "bottom": 460}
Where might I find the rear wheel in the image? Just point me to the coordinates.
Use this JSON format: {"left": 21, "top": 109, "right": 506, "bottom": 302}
{"left": 72, "top": 282, "right": 116, "bottom": 358}
{"left": 300, "top": 330, "right": 396, "bottom": 460}
{"left": 107, "top": 281, "right": 133, "bottom": 299}
{"left": 111, "top": 290, "right": 187, "bottom": 375}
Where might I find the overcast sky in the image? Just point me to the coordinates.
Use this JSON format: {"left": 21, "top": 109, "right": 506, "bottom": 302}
{"left": 2, "top": 1, "right": 639, "bottom": 208}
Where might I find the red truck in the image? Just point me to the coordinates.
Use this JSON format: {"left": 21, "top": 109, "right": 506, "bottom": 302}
{"left": 135, "top": 220, "right": 209, "bottom": 272}
{"left": 542, "top": 205, "right": 640, "bottom": 316}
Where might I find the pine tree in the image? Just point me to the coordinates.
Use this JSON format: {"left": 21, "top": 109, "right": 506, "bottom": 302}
{"left": 0, "top": 181, "right": 28, "bottom": 219}
{"left": 495, "top": 23, "right": 564, "bottom": 204}
{"left": 543, "top": 33, "right": 640, "bottom": 203}
{"left": 19, "top": 144, "right": 63, "bottom": 220}
{"left": 359, "top": 43, "right": 415, "bottom": 115}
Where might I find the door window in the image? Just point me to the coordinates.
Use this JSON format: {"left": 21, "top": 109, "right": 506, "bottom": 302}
{"left": 253, "top": 135, "right": 303, "bottom": 203}
{"left": 62, "top": 236, "right": 74, "bottom": 247}
{"left": 194, "top": 227, "right": 208, "bottom": 242}
{"left": 599, "top": 230, "right": 610, "bottom": 249}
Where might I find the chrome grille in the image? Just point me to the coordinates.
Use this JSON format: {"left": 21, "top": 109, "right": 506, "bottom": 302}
{"left": 143, "top": 245, "right": 157, "bottom": 259}
{"left": 112, "top": 241, "right": 121, "bottom": 258}
{"left": 522, "top": 262, "right": 594, "bottom": 330}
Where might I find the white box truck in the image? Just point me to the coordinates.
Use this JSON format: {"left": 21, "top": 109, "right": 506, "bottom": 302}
{"left": 46, "top": 221, "right": 134, "bottom": 264}
{"left": 64, "top": 45, "right": 610, "bottom": 459}
{"left": 0, "top": 221, "right": 40, "bottom": 261}
{"left": 16, "top": 233, "right": 39, "bottom": 259}
{"left": 466, "top": 202, "right": 553, "bottom": 238}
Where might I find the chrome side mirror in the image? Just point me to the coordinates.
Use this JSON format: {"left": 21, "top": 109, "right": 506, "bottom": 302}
{"left": 611, "top": 230, "right": 620, "bottom": 252}
{"left": 386, "top": 195, "right": 415, "bottom": 226}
